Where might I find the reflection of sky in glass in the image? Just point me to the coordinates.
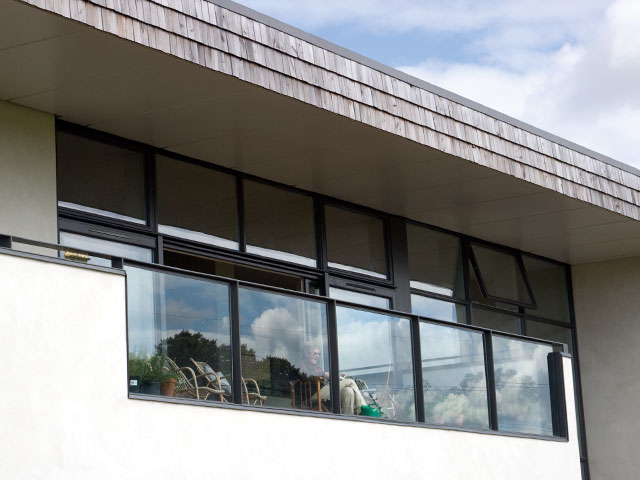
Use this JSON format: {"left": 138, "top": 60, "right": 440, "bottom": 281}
{"left": 420, "top": 322, "right": 489, "bottom": 429}
{"left": 330, "top": 287, "right": 389, "bottom": 309}
{"left": 125, "top": 266, "right": 230, "bottom": 354}
{"left": 239, "top": 288, "right": 328, "bottom": 366}
{"left": 412, "top": 294, "right": 465, "bottom": 323}
{"left": 60, "top": 231, "right": 152, "bottom": 267}
{"left": 336, "top": 306, "right": 415, "bottom": 421}
{"left": 493, "top": 336, "right": 553, "bottom": 436}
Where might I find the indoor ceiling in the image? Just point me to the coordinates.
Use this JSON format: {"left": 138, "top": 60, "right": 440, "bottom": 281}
{"left": 2, "top": 0, "right": 640, "bottom": 265}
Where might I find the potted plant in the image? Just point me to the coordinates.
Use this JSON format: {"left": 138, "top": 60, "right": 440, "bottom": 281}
{"left": 128, "top": 353, "right": 151, "bottom": 394}
{"left": 160, "top": 367, "right": 179, "bottom": 397}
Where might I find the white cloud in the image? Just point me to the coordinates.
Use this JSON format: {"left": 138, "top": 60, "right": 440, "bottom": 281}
{"left": 397, "top": 0, "right": 640, "bottom": 166}
{"left": 239, "top": 0, "right": 604, "bottom": 35}
{"left": 237, "top": 0, "right": 640, "bottom": 167}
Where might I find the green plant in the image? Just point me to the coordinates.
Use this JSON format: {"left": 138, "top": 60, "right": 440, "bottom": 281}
{"left": 128, "top": 352, "right": 177, "bottom": 382}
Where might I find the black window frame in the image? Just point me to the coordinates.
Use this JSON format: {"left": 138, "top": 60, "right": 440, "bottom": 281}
{"left": 54, "top": 120, "right": 588, "bottom": 450}
{"left": 469, "top": 242, "right": 537, "bottom": 309}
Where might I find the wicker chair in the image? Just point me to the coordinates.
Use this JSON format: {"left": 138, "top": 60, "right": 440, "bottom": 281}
{"left": 189, "top": 359, "right": 266, "bottom": 406}
{"left": 290, "top": 376, "right": 328, "bottom": 412}
{"left": 164, "top": 357, "right": 227, "bottom": 402}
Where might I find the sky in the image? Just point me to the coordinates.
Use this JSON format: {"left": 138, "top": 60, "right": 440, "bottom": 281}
{"left": 233, "top": 0, "right": 640, "bottom": 169}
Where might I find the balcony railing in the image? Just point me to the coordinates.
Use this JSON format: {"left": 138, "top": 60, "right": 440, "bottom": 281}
{"left": 0, "top": 233, "right": 568, "bottom": 438}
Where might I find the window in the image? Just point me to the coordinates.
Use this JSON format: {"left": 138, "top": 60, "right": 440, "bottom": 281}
{"left": 420, "top": 321, "right": 489, "bottom": 429}
{"left": 57, "top": 130, "right": 146, "bottom": 224}
{"left": 60, "top": 231, "right": 153, "bottom": 267}
{"left": 244, "top": 180, "right": 316, "bottom": 267}
{"left": 412, "top": 295, "right": 466, "bottom": 324}
{"left": 407, "top": 224, "right": 464, "bottom": 298}
{"left": 470, "top": 244, "right": 534, "bottom": 307}
{"left": 492, "top": 335, "right": 554, "bottom": 436}
{"left": 126, "top": 265, "right": 232, "bottom": 400}
{"left": 330, "top": 287, "right": 390, "bottom": 309}
{"left": 164, "top": 249, "right": 306, "bottom": 292}
{"left": 156, "top": 156, "right": 238, "bottom": 249}
{"left": 336, "top": 306, "right": 415, "bottom": 420}
{"left": 526, "top": 320, "right": 572, "bottom": 353}
{"left": 325, "top": 206, "right": 387, "bottom": 279}
{"left": 472, "top": 307, "right": 521, "bottom": 335}
{"left": 239, "top": 288, "right": 331, "bottom": 410}
{"left": 523, "top": 255, "right": 570, "bottom": 323}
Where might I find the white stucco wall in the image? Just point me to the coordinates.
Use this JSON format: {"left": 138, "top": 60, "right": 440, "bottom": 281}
{"left": 573, "top": 257, "right": 640, "bottom": 480}
{"left": 0, "top": 100, "right": 57, "bottom": 243}
{"left": 0, "top": 252, "right": 581, "bottom": 479}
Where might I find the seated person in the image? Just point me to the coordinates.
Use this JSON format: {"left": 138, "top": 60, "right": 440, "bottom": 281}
{"left": 300, "top": 343, "right": 379, "bottom": 416}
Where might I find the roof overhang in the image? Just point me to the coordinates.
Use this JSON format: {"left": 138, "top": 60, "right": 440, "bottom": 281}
{"left": 3, "top": 0, "right": 640, "bottom": 265}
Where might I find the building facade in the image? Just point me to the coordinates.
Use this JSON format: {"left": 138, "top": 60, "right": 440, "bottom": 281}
{"left": 1, "top": 1, "right": 639, "bottom": 478}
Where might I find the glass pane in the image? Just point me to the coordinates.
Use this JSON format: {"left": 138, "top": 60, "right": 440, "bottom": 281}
{"left": 164, "top": 249, "right": 304, "bottom": 292}
{"left": 407, "top": 224, "right": 464, "bottom": 298}
{"left": 336, "top": 306, "right": 415, "bottom": 421}
{"left": 420, "top": 322, "right": 489, "bottom": 429}
{"left": 125, "top": 266, "right": 232, "bottom": 401}
{"left": 411, "top": 295, "right": 466, "bottom": 324}
{"left": 57, "top": 131, "right": 146, "bottom": 223}
{"left": 325, "top": 206, "right": 387, "bottom": 279}
{"left": 471, "top": 244, "right": 533, "bottom": 305}
{"left": 469, "top": 259, "right": 519, "bottom": 312}
{"left": 492, "top": 335, "right": 554, "bottom": 436}
{"left": 330, "top": 287, "right": 390, "bottom": 309}
{"left": 523, "top": 256, "right": 570, "bottom": 323}
{"left": 157, "top": 156, "right": 238, "bottom": 249}
{"left": 60, "top": 231, "right": 153, "bottom": 267}
{"left": 472, "top": 308, "right": 521, "bottom": 334}
{"left": 526, "top": 320, "right": 572, "bottom": 354}
{"left": 239, "top": 288, "right": 330, "bottom": 411}
{"left": 244, "top": 180, "right": 316, "bottom": 267}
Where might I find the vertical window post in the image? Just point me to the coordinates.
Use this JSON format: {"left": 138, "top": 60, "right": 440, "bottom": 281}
{"left": 327, "top": 299, "right": 341, "bottom": 414}
{"left": 411, "top": 315, "right": 425, "bottom": 423}
{"left": 230, "top": 281, "right": 243, "bottom": 405}
{"left": 484, "top": 331, "right": 499, "bottom": 430}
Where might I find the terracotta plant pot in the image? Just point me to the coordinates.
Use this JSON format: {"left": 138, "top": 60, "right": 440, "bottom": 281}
{"left": 160, "top": 378, "right": 177, "bottom": 397}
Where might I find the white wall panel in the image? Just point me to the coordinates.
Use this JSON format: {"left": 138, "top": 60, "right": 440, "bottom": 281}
{"left": 0, "top": 253, "right": 581, "bottom": 479}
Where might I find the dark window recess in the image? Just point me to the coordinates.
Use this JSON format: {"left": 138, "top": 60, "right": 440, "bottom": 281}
{"left": 470, "top": 244, "right": 535, "bottom": 308}
{"left": 472, "top": 307, "right": 521, "bottom": 335}
{"left": 163, "top": 249, "right": 305, "bottom": 292}
{"left": 57, "top": 130, "right": 146, "bottom": 224}
{"left": 526, "top": 320, "right": 572, "bottom": 354}
{"left": 156, "top": 155, "right": 238, "bottom": 249}
{"left": 407, "top": 224, "right": 464, "bottom": 298}
{"left": 244, "top": 180, "right": 316, "bottom": 267}
{"left": 523, "top": 255, "right": 570, "bottom": 323}
{"left": 325, "top": 205, "right": 387, "bottom": 279}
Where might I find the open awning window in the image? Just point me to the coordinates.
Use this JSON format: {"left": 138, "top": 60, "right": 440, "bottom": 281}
{"left": 470, "top": 243, "right": 536, "bottom": 308}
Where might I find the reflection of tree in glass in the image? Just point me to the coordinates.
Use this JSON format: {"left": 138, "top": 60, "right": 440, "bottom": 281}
{"left": 494, "top": 367, "right": 551, "bottom": 434}
{"left": 423, "top": 372, "right": 489, "bottom": 429}
{"left": 159, "top": 330, "right": 231, "bottom": 373}
{"left": 238, "top": 346, "right": 301, "bottom": 399}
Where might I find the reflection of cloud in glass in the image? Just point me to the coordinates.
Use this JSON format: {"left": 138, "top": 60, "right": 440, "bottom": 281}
{"left": 239, "top": 288, "right": 328, "bottom": 367}
{"left": 493, "top": 336, "right": 553, "bottom": 435}
{"left": 420, "top": 321, "right": 489, "bottom": 429}
{"left": 250, "top": 307, "right": 301, "bottom": 360}
{"left": 125, "top": 265, "right": 231, "bottom": 354}
{"left": 336, "top": 306, "right": 415, "bottom": 421}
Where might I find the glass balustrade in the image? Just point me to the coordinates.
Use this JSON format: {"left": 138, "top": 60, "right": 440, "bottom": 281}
{"left": 122, "top": 262, "right": 566, "bottom": 437}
